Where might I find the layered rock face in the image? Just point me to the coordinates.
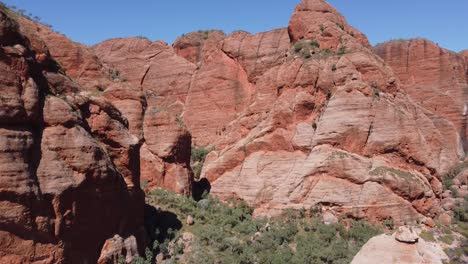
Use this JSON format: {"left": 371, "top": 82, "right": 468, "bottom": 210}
{"left": 374, "top": 39, "right": 468, "bottom": 153}
{"left": 2, "top": 1, "right": 466, "bottom": 262}
{"left": 91, "top": 0, "right": 463, "bottom": 225}
{"left": 0, "top": 7, "right": 145, "bottom": 263}
{"left": 14, "top": 14, "right": 194, "bottom": 195}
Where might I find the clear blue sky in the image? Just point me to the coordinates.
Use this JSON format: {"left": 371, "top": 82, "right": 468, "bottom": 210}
{"left": 1, "top": 1, "right": 467, "bottom": 52}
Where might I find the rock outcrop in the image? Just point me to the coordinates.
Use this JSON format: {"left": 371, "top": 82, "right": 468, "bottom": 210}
{"left": 90, "top": 0, "right": 463, "bottom": 225}
{"left": 1, "top": 0, "right": 466, "bottom": 261}
{"left": 197, "top": 0, "right": 460, "bottom": 223}
{"left": 15, "top": 14, "right": 194, "bottom": 195}
{"left": 0, "top": 6, "right": 145, "bottom": 263}
{"left": 351, "top": 229, "right": 448, "bottom": 264}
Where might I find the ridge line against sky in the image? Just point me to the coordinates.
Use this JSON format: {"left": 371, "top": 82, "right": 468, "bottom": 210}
{"left": 1, "top": 0, "right": 467, "bottom": 52}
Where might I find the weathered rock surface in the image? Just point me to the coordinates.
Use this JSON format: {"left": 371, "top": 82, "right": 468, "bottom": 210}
{"left": 2, "top": 0, "right": 466, "bottom": 262}
{"left": 90, "top": 0, "right": 463, "bottom": 225}
{"left": 16, "top": 15, "right": 108, "bottom": 91}
{"left": 351, "top": 232, "right": 448, "bottom": 264}
{"left": 374, "top": 39, "right": 468, "bottom": 154}
{"left": 395, "top": 226, "right": 419, "bottom": 243}
{"left": 13, "top": 15, "right": 195, "bottom": 195}
{"left": 97, "top": 234, "right": 141, "bottom": 264}
{"left": 140, "top": 109, "right": 192, "bottom": 194}
{"left": 288, "top": 0, "right": 370, "bottom": 51}
{"left": 0, "top": 6, "right": 145, "bottom": 263}
{"left": 198, "top": 0, "right": 459, "bottom": 223}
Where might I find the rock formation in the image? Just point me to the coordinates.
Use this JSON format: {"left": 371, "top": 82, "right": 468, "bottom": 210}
{"left": 0, "top": 6, "right": 146, "bottom": 263}
{"left": 1, "top": 0, "right": 467, "bottom": 262}
{"left": 90, "top": 0, "right": 464, "bottom": 225}
{"left": 374, "top": 39, "right": 468, "bottom": 153}
{"left": 16, "top": 12, "right": 194, "bottom": 195}
{"left": 351, "top": 228, "right": 448, "bottom": 264}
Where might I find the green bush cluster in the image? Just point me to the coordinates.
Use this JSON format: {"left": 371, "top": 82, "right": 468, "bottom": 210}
{"left": 293, "top": 39, "right": 347, "bottom": 60}
{"left": 144, "top": 189, "right": 381, "bottom": 264}
{"left": 337, "top": 46, "right": 347, "bottom": 55}
{"left": 441, "top": 165, "right": 468, "bottom": 264}
{"left": 293, "top": 39, "right": 321, "bottom": 59}
{"left": 336, "top": 23, "right": 345, "bottom": 30}
{"left": 196, "top": 30, "right": 222, "bottom": 40}
{"left": 191, "top": 146, "right": 213, "bottom": 179}
{"left": 442, "top": 162, "right": 468, "bottom": 190}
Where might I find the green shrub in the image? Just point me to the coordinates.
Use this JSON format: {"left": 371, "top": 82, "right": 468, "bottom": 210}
{"left": 383, "top": 217, "right": 394, "bottom": 230}
{"left": 191, "top": 146, "right": 212, "bottom": 163}
{"left": 140, "top": 180, "right": 149, "bottom": 189}
{"left": 321, "top": 48, "right": 334, "bottom": 57}
{"left": 440, "top": 234, "right": 455, "bottom": 245}
{"left": 191, "top": 146, "right": 213, "bottom": 179}
{"left": 175, "top": 116, "right": 186, "bottom": 129}
{"left": 443, "top": 162, "right": 468, "bottom": 180}
{"left": 310, "top": 39, "right": 320, "bottom": 48}
{"left": 294, "top": 42, "right": 304, "bottom": 52}
{"left": 337, "top": 46, "right": 347, "bottom": 55}
{"left": 109, "top": 69, "right": 121, "bottom": 80}
{"left": 319, "top": 24, "right": 325, "bottom": 32}
{"left": 453, "top": 197, "right": 468, "bottom": 223}
{"left": 331, "top": 64, "right": 337, "bottom": 72}
{"left": 419, "top": 230, "right": 435, "bottom": 242}
{"left": 145, "top": 189, "right": 381, "bottom": 264}
{"left": 336, "top": 23, "right": 345, "bottom": 30}
{"left": 442, "top": 177, "right": 454, "bottom": 190}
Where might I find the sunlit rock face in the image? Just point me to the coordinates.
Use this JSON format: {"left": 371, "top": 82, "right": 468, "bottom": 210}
{"left": 374, "top": 38, "right": 468, "bottom": 154}
{"left": 1, "top": 0, "right": 467, "bottom": 262}
{"left": 91, "top": 0, "right": 463, "bottom": 224}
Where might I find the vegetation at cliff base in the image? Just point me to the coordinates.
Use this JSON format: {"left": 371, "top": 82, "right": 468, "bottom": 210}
{"left": 191, "top": 146, "right": 213, "bottom": 179}
{"left": 140, "top": 189, "right": 382, "bottom": 264}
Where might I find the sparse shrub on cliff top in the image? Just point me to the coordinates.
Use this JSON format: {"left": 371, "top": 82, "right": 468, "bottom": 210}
{"left": 336, "top": 22, "right": 345, "bottom": 30}
{"left": 136, "top": 35, "right": 149, "bottom": 40}
{"left": 196, "top": 30, "right": 223, "bottom": 40}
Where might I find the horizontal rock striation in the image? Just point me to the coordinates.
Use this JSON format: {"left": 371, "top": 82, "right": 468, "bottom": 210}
{"left": 0, "top": 6, "right": 146, "bottom": 263}
{"left": 92, "top": 0, "right": 464, "bottom": 225}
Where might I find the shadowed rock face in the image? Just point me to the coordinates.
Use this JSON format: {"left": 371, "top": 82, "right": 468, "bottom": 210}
{"left": 14, "top": 14, "right": 194, "bottom": 196}
{"left": 0, "top": 6, "right": 146, "bottom": 264}
{"left": 91, "top": 0, "right": 463, "bottom": 225}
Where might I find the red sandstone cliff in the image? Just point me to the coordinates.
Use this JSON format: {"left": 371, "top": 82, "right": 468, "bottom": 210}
{"left": 1, "top": 0, "right": 467, "bottom": 262}
{"left": 92, "top": 0, "right": 463, "bottom": 224}
{"left": 16, "top": 13, "right": 194, "bottom": 196}
{"left": 374, "top": 39, "right": 468, "bottom": 153}
{"left": 0, "top": 6, "right": 146, "bottom": 263}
